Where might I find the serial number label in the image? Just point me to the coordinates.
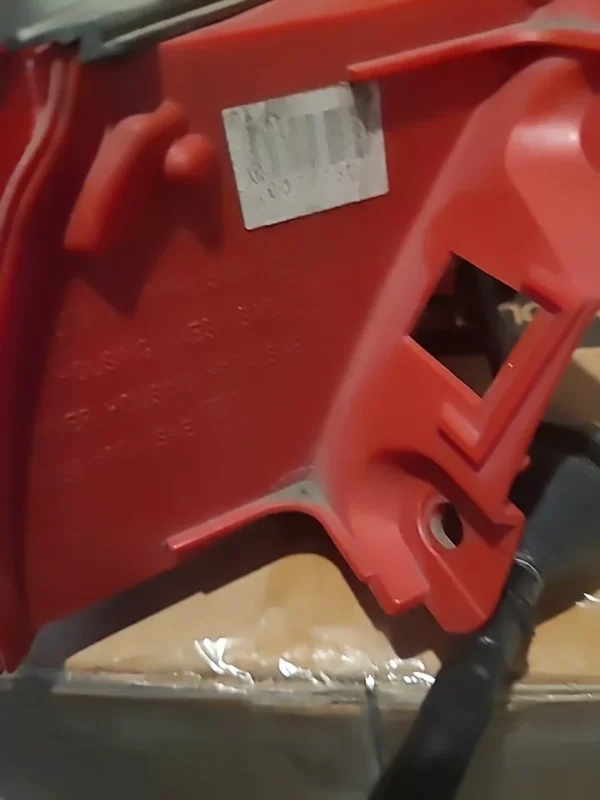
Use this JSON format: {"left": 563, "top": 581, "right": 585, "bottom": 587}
{"left": 222, "top": 82, "right": 388, "bottom": 230}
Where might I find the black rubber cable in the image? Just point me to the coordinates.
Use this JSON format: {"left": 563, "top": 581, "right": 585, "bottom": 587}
{"left": 368, "top": 269, "right": 600, "bottom": 800}
{"left": 369, "top": 433, "right": 600, "bottom": 800}
{"left": 369, "top": 562, "right": 541, "bottom": 800}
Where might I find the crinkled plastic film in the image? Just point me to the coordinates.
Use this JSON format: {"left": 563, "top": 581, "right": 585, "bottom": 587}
{"left": 18, "top": 342, "right": 600, "bottom": 708}
{"left": 16, "top": 518, "right": 600, "bottom": 708}
{"left": 23, "top": 516, "right": 440, "bottom": 700}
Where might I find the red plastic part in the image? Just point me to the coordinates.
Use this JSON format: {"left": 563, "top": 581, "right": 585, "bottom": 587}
{"left": 1, "top": 0, "right": 599, "bottom": 670}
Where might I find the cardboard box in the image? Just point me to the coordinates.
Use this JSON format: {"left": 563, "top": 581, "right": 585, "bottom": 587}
{"left": 1, "top": 329, "right": 599, "bottom": 798}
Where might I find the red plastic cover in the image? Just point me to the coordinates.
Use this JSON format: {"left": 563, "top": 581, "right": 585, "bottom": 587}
{"left": 0, "top": 0, "right": 599, "bottom": 669}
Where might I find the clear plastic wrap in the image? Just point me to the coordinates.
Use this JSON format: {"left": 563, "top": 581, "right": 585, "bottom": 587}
{"left": 25, "top": 518, "right": 442, "bottom": 700}
{"left": 18, "top": 512, "right": 600, "bottom": 706}
{"left": 5, "top": 510, "right": 600, "bottom": 800}
{"left": 3, "top": 344, "right": 600, "bottom": 799}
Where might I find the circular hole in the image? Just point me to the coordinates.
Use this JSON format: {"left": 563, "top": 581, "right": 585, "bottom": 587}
{"left": 429, "top": 502, "right": 464, "bottom": 550}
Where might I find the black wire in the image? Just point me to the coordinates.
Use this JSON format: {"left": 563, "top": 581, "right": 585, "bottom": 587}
{"left": 368, "top": 563, "right": 540, "bottom": 800}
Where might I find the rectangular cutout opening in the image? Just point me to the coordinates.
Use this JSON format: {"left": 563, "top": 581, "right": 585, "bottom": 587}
{"left": 410, "top": 255, "right": 526, "bottom": 397}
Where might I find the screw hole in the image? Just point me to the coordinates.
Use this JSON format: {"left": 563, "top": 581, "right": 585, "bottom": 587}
{"left": 429, "top": 502, "right": 464, "bottom": 549}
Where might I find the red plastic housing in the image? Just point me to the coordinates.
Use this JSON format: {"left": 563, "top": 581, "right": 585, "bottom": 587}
{"left": 1, "top": 0, "right": 600, "bottom": 670}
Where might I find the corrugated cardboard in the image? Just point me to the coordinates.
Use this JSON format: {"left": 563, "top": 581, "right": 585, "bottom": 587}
{"left": 2, "top": 327, "right": 600, "bottom": 798}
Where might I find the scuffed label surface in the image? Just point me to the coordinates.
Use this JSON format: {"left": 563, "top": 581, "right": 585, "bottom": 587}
{"left": 222, "top": 82, "right": 388, "bottom": 230}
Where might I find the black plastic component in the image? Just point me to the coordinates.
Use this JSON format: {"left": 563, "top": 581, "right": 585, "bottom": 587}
{"left": 513, "top": 422, "right": 600, "bottom": 584}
